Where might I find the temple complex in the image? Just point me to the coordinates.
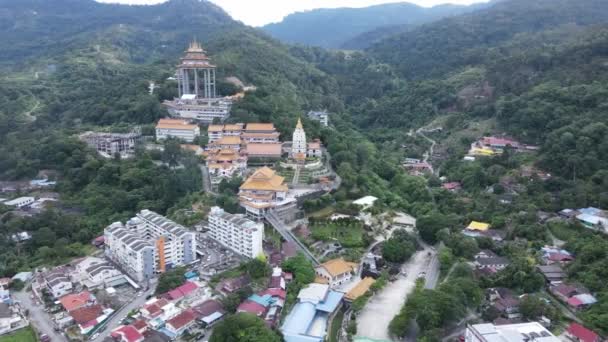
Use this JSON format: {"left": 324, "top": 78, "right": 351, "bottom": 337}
{"left": 206, "top": 149, "right": 247, "bottom": 181}
{"left": 163, "top": 41, "right": 231, "bottom": 124}
{"left": 239, "top": 167, "right": 296, "bottom": 220}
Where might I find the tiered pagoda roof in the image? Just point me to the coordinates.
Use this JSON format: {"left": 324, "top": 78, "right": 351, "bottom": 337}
{"left": 178, "top": 40, "right": 216, "bottom": 69}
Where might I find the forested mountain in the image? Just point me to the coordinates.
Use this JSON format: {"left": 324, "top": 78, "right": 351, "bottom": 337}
{"left": 370, "top": 0, "right": 608, "bottom": 79}
{"left": 261, "top": 1, "right": 493, "bottom": 49}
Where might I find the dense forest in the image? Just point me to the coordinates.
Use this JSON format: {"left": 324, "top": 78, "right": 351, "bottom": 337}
{"left": 1, "top": 0, "right": 608, "bottom": 337}
{"left": 262, "top": 1, "right": 492, "bottom": 49}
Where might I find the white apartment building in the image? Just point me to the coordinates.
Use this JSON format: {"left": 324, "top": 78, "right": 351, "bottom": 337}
{"left": 104, "top": 210, "right": 197, "bottom": 282}
{"left": 465, "top": 322, "right": 559, "bottom": 342}
{"left": 3, "top": 197, "right": 35, "bottom": 208}
{"left": 155, "top": 118, "right": 200, "bottom": 143}
{"left": 208, "top": 206, "right": 263, "bottom": 258}
{"left": 74, "top": 257, "right": 127, "bottom": 289}
{"left": 307, "top": 110, "right": 329, "bottom": 127}
{"left": 44, "top": 271, "right": 73, "bottom": 298}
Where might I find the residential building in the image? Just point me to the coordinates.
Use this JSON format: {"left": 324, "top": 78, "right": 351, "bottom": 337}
{"left": 104, "top": 210, "right": 196, "bottom": 282}
{"left": 541, "top": 246, "right": 574, "bottom": 265}
{"left": 281, "top": 283, "right": 344, "bottom": 342}
{"left": 314, "top": 258, "right": 358, "bottom": 288}
{"left": 74, "top": 257, "right": 127, "bottom": 289}
{"left": 567, "top": 294, "right": 598, "bottom": 311}
{"left": 215, "top": 275, "right": 250, "bottom": 294}
{"left": 140, "top": 298, "right": 171, "bottom": 320}
{"left": 566, "top": 323, "right": 601, "bottom": 342}
{"left": 155, "top": 118, "right": 200, "bottom": 143}
{"left": 473, "top": 251, "right": 510, "bottom": 273}
{"left": 291, "top": 118, "right": 307, "bottom": 160}
{"left": 44, "top": 271, "right": 73, "bottom": 299}
{"left": 307, "top": 139, "right": 323, "bottom": 158}
{"left": 465, "top": 322, "right": 560, "bottom": 342}
{"left": 163, "top": 41, "right": 232, "bottom": 123}
{"left": 352, "top": 196, "right": 378, "bottom": 210}
{"left": 165, "top": 309, "right": 197, "bottom": 336}
{"left": 550, "top": 283, "right": 580, "bottom": 302}
{"left": 0, "top": 303, "right": 25, "bottom": 335}
{"left": 239, "top": 167, "right": 296, "bottom": 219}
{"left": 307, "top": 110, "right": 329, "bottom": 127}
{"left": 392, "top": 212, "right": 417, "bottom": 229}
{"left": 3, "top": 197, "right": 34, "bottom": 208}
{"left": 442, "top": 182, "right": 462, "bottom": 192}
{"left": 111, "top": 325, "right": 145, "bottom": 342}
{"left": 208, "top": 206, "right": 264, "bottom": 258}
{"left": 59, "top": 291, "right": 95, "bottom": 312}
{"left": 192, "top": 300, "right": 225, "bottom": 326}
{"left": 575, "top": 207, "right": 608, "bottom": 233}
{"left": 79, "top": 131, "right": 140, "bottom": 159}
{"left": 537, "top": 265, "right": 566, "bottom": 284}
{"left": 206, "top": 148, "right": 247, "bottom": 180}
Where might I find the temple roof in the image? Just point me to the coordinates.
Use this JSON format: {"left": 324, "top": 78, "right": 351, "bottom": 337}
{"left": 178, "top": 40, "right": 216, "bottom": 69}
{"left": 296, "top": 117, "right": 303, "bottom": 130}
{"left": 240, "top": 167, "right": 287, "bottom": 192}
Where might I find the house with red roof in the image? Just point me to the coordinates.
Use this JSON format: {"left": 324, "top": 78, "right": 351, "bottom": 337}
{"left": 442, "top": 182, "right": 462, "bottom": 192}
{"left": 59, "top": 291, "right": 94, "bottom": 312}
{"left": 70, "top": 304, "right": 104, "bottom": 325}
{"left": 550, "top": 283, "right": 580, "bottom": 302}
{"left": 567, "top": 294, "right": 598, "bottom": 311}
{"left": 165, "top": 309, "right": 197, "bottom": 336}
{"left": 566, "top": 323, "right": 601, "bottom": 342}
{"left": 237, "top": 300, "right": 267, "bottom": 317}
{"left": 131, "top": 319, "right": 147, "bottom": 334}
{"left": 164, "top": 281, "right": 199, "bottom": 301}
{"left": 140, "top": 298, "right": 170, "bottom": 319}
{"left": 111, "top": 325, "right": 144, "bottom": 342}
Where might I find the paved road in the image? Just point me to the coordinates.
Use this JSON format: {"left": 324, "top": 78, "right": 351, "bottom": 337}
{"left": 94, "top": 283, "right": 157, "bottom": 341}
{"left": 13, "top": 289, "right": 66, "bottom": 341}
{"left": 356, "top": 246, "right": 436, "bottom": 341}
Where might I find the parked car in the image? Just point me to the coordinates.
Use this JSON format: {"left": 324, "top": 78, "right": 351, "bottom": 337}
{"left": 40, "top": 334, "right": 51, "bottom": 342}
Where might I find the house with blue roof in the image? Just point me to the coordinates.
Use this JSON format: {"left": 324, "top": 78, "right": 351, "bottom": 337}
{"left": 281, "top": 283, "right": 344, "bottom": 342}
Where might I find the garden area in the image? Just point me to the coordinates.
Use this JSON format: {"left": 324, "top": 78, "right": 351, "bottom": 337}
{"left": 0, "top": 327, "right": 37, "bottom": 342}
{"left": 308, "top": 217, "right": 367, "bottom": 248}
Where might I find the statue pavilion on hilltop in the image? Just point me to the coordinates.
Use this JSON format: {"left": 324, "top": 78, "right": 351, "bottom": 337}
{"left": 163, "top": 40, "right": 232, "bottom": 124}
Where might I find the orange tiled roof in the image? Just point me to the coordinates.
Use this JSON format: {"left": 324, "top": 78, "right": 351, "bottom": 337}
{"left": 316, "top": 258, "right": 357, "bottom": 277}
{"left": 345, "top": 277, "right": 375, "bottom": 301}
{"left": 60, "top": 291, "right": 92, "bottom": 312}
{"left": 156, "top": 118, "right": 198, "bottom": 130}
{"left": 245, "top": 143, "right": 282, "bottom": 156}
{"left": 208, "top": 125, "right": 224, "bottom": 132}
{"left": 245, "top": 123, "right": 276, "bottom": 132}
{"left": 214, "top": 136, "right": 241, "bottom": 145}
{"left": 240, "top": 167, "right": 287, "bottom": 192}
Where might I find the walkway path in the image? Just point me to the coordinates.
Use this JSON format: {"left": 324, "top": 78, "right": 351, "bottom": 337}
{"left": 292, "top": 165, "right": 301, "bottom": 186}
{"left": 199, "top": 165, "right": 216, "bottom": 195}
{"left": 265, "top": 211, "right": 320, "bottom": 265}
{"left": 22, "top": 98, "right": 40, "bottom": 122}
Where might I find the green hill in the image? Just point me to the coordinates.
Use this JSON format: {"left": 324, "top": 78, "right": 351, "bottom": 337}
{"left": 262, "top": 1, "right": 492, "bottom": 49}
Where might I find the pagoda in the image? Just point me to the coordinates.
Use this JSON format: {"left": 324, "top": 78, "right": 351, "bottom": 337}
{"left": 163, "top": 40, "right": 231, "bottom": 124}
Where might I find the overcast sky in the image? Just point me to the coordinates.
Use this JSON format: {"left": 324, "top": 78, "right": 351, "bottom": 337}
{"left": 95, "top": 0, "right": 489, "bottom": 26}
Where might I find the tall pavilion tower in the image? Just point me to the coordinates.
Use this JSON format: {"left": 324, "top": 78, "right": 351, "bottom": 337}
{"left": 177, "top": 40, "right": 216, "bottom": 99}
{"left": 291, "top": 118, "right": 307, "bottom": 159}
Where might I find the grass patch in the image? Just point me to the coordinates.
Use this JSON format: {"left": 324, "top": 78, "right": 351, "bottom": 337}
{"left": 309, "top": 218, "right": 365, "bottom": 248}
{"left": 329, "top": 309, "right": 345, "bottom": 342}
{"left": 308, "top": 206, "right": 335, "bottom": 219}
{"left": 0, "top": 327, "right": 37, "bottom": 342}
